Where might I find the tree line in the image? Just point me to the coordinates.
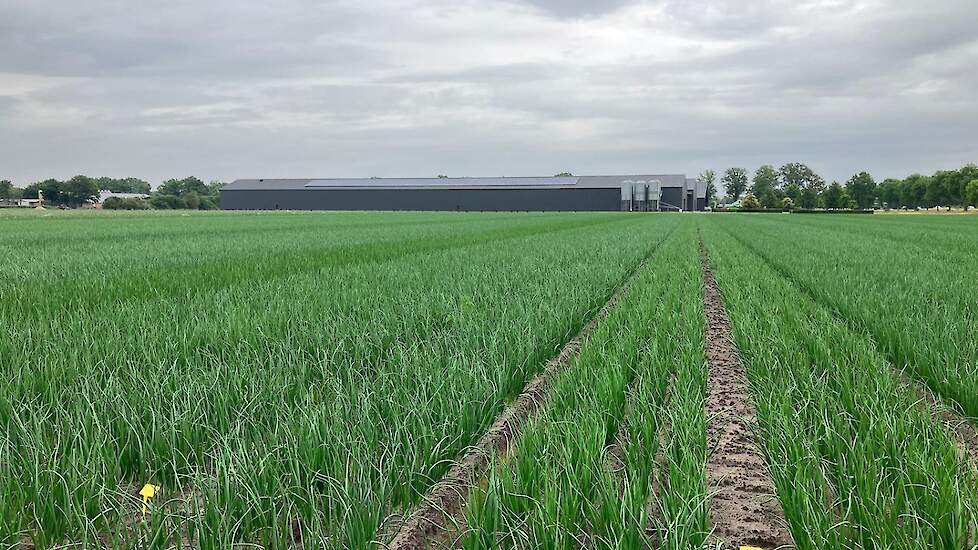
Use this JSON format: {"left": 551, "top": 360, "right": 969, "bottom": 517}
{"left": 699, "top": 163, "right": 978, "bottom": 210}
{"left": 0, "top": 176, "right": 225, "bottom": 210}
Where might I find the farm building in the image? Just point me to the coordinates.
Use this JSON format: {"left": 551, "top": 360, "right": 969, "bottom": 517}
{"left": 97, "top": 191, "right": 150, "bottom": 203}
{"left": 220, "top": 175, "right": 707, "bottom": 212}
{"left": 15, "top": 198, "right": 43, "bottom": 208}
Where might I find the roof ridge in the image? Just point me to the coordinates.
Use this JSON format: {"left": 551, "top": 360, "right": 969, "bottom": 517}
{"left": 231, "top": 174, "right": 685, "bottom": 182}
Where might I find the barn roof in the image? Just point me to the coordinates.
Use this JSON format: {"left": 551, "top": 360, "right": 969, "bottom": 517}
{"left": 223, "top": 174, "right": 690, "bottom": 191}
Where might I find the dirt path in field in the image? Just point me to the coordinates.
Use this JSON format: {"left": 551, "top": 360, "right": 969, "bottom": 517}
{"left": 700, "top": 240, "right": 793, "bottom": 550}
{"left": 385, "top": 252, "right": 656, "bottom": 550}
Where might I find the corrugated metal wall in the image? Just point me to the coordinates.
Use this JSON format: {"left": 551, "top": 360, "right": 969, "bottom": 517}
{"left": 220, "top": 188, "right": 622, "bottom": 212}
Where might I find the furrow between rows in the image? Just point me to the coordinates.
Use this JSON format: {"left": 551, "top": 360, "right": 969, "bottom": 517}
{"left": 703, "top": 218, "right": 977, "bottom": 548}
{"left": 699, "top": 238, "right": 793, "bottom": 550}
{"left": 385, "top": 229, "right": 667, "bottom": 549}
{"left": 721, "top": 224, "right": 978, "bottom": 473}
{"left": 897, "top": 374, "right": 978, "bottom": 468}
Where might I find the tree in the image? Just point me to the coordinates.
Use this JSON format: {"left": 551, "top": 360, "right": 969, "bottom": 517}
{"left": 878, "top": 178, "right": 902, "bottom": 208}
{"left": 901, "top": 174, "right": 929, "bottom": 208}
{"left": 845, "top": 171, "right": 876, "bottom": 209}
{"left": 799, "top": 187, "right": 820, "bottom": 209}
{"left": 93, "top": 176, "right": 151, "bottom": 193}
{"left": 150, "top": 194, "right": 187, "bottom": 209}
{"left": 125, "top": 177, "right": 152, "bottom": 194}
{"left": 722, "top": 168, "right": 748, "bottom": 201}
{"left": 966, "top": 179, "right": 978, "bottom": 207}
{"left": 779, "top": 163, "right": 824, "bottom": 190}
{"left": 102, "top": 196, "right": 124, "bottom": 209}
{"left": 60, "top": 175, "right": 99, "bottom": 206}
{"left": 155, "top": 176, "right": 213, "bottom": 209}
{"left": 180, "top": 177, "right": 207, "bottom": 196}
{"left": 823, "top": 181, "right": 846, "bottom": 209}
{"left": 207, "top": 180, "right": 226, "bottom": 196}
{"left": 925, "top": 170, "right": 954, "bottom": 207}
{"left": 784, "top": 183, "right": 801, "bottom": 203}
{"left": 158, "top": 177, "right": 207, "bottom": 197}
{"left": 184, "top": 191, "right": 201, "bottom": 210}
{"left": 103, "top": 196, "right": 150, "bottom": 210}
{"left": 779, "top": 162, "right": 824, "bottom": 208}
{"left": 922, "top": 165, "right": 978, "bottom": 207}
{"left": 0, "top": 180, "right": 13, "bottom": 202}
{"left": 956, "top": 164, "right": 978, "bottom": 207}
{"left": 779, "top": 162, "right": 810, "bottom": 188}
{"left": 699, "top": 170, "right": 717, "bottom": 206}
{"left": 706, "top": 181, "right": 719, "bottom": 207}
{"left": 741, "top": 194, "right": 761, "bottom": 209}
{"left": 782, "top": 196, "right": 795, "bottom": 211}
{"left": 157, "top": 179, "right": 182, "bottom": 197}
{"left": 751, "top": 165, "right": 781, "bottom": 208}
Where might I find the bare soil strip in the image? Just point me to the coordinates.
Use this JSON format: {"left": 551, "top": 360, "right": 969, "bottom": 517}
{"left": 386, "top": 253, "right": 655, "bottom": 550}
{"left": 700, "top": 241, "right": 793, "bottom": 550}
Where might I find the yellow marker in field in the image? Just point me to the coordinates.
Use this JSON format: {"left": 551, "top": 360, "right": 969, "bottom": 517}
{"left": 741, "top": 547, "right": 763, "bottom": 550}
{"left": 140, "top": 484, "right": 161, "bottom": 515}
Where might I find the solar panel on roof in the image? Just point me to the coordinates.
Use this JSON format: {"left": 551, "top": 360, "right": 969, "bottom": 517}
{"left": 304, "top": 177, "right": 579, "bottom": 188}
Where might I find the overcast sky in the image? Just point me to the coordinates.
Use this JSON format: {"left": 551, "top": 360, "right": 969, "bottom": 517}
{"left": 1, "top": 0, "right": 976, "bottom": 187}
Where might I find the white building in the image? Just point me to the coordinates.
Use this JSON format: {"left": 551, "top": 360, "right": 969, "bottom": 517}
{"left": 97, "top": 191, "right": 150, "bottom": 203}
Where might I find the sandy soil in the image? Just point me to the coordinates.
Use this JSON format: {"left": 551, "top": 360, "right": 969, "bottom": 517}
{"left": 700, "top": 241, "right": 794, "bottom": 550}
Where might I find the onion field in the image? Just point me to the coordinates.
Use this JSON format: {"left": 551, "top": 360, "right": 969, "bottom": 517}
{"left": 1, "top": 209, "right": 976, "bottom": 549}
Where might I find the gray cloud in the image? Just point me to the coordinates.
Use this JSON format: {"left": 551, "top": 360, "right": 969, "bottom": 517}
{"left": 0, "top": 0, "right": 976, "bottom": 187}
{"left": 519, "top": 0, "right": 634, "bottom": 18}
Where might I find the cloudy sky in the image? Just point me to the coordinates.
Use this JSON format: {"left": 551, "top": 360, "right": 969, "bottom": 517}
{"left": 1, "top": 0, "right": 976, "bottom": 187}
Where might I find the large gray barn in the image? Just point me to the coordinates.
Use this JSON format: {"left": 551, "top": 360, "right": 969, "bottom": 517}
{"left": 220, "top": 174, "right": 706, "bottom": 212}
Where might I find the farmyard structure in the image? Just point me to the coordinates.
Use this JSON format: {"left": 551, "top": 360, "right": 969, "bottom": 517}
{"left": 220, "top": 174, "right": 706, "bottom": 211}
